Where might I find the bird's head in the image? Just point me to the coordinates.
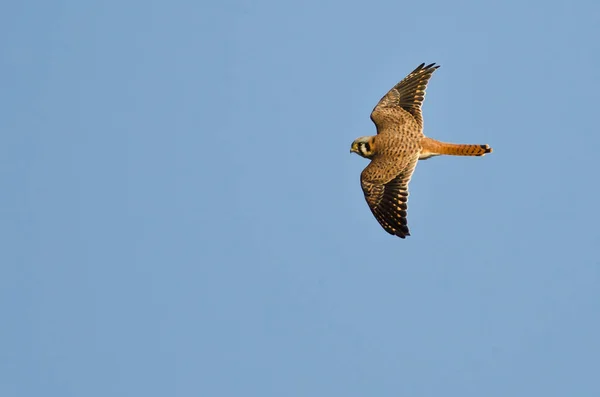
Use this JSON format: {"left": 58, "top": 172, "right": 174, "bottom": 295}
{"left": 350, "top": 136, "right": 376, "bottom": 159}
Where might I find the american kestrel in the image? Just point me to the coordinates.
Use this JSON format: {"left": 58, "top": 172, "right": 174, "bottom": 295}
{"left": 350, "top": 63, "right": 492, "bottom": 238}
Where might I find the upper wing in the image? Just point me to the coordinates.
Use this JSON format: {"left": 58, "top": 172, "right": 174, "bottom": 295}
{"left": 370, "top": 63, "right": 439, "bottom": 132}
{"left": 360, "top": 155, "right": 419, "bottom": 239}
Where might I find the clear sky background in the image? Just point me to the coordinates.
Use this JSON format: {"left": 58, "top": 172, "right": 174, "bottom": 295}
{"left": 2, "top": 0, "right": 599, "bottom": 396}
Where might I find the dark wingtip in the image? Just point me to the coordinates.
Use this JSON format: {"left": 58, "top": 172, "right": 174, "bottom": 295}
{"left": 396, "top": 228, "right": 410, "bottom": 239}
{"left": 423, "top": 62, "right": 440, "bottom": 70}
{"left": 415, "top": 63, "right": 440, "bottom": 73}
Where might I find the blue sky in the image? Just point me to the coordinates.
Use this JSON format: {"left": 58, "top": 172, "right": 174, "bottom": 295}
{"left": 2, "top": 0, "right": 600, "bottom": 396}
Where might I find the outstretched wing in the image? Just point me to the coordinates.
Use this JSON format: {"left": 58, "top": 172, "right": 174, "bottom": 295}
{"left": 370, "top": 63, "right": 439, "bottom": 132}
{"left": 360, "top": 155, "right": 419, "bottom": 239}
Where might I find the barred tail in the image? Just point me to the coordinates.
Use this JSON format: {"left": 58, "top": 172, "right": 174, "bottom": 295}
{"left": 420, "top": 137, "right": 492, "bottom": 158}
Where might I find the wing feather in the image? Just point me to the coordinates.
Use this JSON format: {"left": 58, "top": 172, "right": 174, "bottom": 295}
{"left": 360, "top": 155, "right": 418, "bottom": 238}
{"left": 370, "top": 63, "right": 439, "bottom": 132}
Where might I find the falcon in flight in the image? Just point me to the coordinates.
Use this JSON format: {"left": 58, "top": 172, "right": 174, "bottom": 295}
{"left": 350, "top": 63, "right": 492, "bottom": 238}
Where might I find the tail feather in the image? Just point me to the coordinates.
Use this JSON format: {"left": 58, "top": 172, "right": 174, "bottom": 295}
{"left": 421, "top": 137, "right": 492, "bottom": 158}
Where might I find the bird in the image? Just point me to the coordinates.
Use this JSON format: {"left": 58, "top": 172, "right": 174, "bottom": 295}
{"left": 350, "top": 63, "right": 492, "bottom": 238}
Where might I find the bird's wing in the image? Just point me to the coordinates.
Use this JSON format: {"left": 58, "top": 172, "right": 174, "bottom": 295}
{"left": 370, "top": 63, "right": 439, "bottom": 132}
{"left": 360, "top": 154, "right": 419, "bottom": 239}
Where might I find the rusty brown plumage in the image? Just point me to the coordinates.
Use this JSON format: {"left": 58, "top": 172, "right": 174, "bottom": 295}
{"left": 350, "top": 63, "right": 492, "bottom": 238}
{"left": 420, "top": 137, "right": 492, "bottom": 157}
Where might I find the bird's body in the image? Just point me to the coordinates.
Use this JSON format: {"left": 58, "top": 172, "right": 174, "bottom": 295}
{"left": 350, "top": 63, "right": 492, "bottom": 238}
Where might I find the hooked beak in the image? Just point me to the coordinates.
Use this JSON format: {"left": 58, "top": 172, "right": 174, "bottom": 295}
{"left": 350, "top": 142, "right": 358, "bottom": 154}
